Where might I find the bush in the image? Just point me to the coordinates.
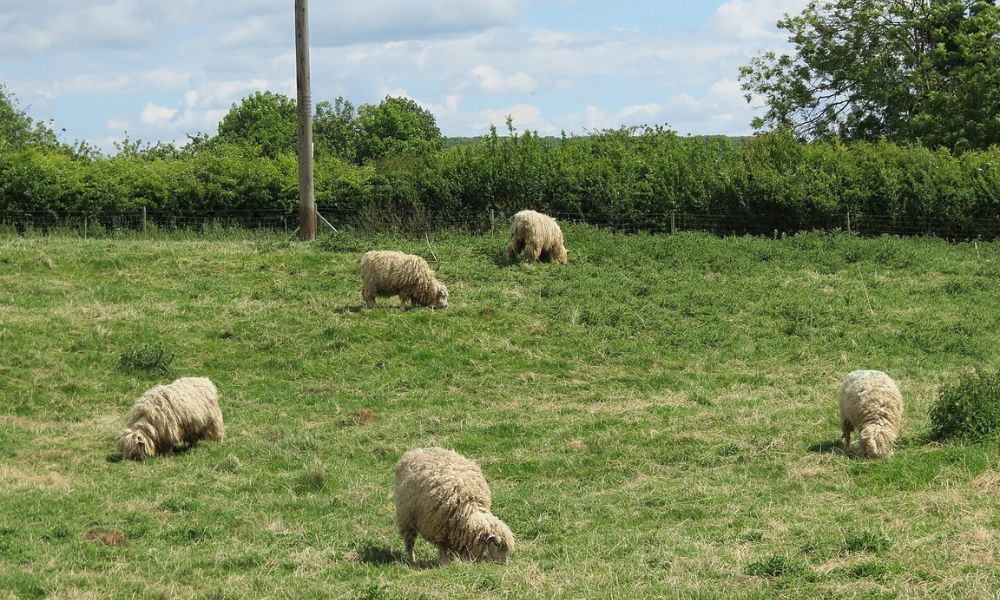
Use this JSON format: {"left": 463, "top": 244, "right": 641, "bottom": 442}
{"left": 117, "top": 342, "right": 175, "bottom": 374}
{"left": 745, "top": 554, "right": 809, "bottom": 577}
{"left": 929, "top": 369, "right": 1000, "bottom": 441}
{"left": 3, "top": 126, "right": 1000, "bottom": 237}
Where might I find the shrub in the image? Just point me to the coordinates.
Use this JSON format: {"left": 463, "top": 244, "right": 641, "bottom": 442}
{"left": 929, "top": 369, "right": 1000, "bottom": 441}
{"left": 296, "top": 460, "right": 327, "bottom": 492}
{"left": 117, "top": 342, "right": 175, "bottom": 374}
{"left": 843, "top": 530, "right": 892, "bottom": 554}
{"left": 745, "top": 554, "right": 809, "bottom": 577}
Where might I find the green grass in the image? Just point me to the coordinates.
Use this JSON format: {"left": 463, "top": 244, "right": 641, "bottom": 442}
{"left": 1, "top": 227, "right": 999, "bottom": 599}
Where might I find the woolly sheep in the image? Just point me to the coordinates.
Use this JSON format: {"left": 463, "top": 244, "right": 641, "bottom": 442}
{"left": 506, "top": 210, "right": 568, "bottom": 264}
{"left": 118, "top": 377, "right": 225, "bottom": 460}
{"left": 394, "top": 447, "right": 514, "bottom": 565}
{"left": 360, "top": 250, "right": 448, "bottom": 309}
{"left": 839, "top": 370, "right": 903, "bottom": 459}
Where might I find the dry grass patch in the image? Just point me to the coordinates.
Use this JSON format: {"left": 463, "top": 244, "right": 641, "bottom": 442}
{"left": 972, "top": 469, "right": 1000, "bottom": 491}
{"left": 0, "top": 464, "right": 71, "bottom": 491}
{"left": 82, "top": 529, "right": 127, "bottom": 547}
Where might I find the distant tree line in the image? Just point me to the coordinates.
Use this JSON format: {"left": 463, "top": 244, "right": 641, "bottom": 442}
{"left": 3, "top": 0, "right": 1000, "bottom": 242}
{"left": 1, "top": 84, "right": 998, "bottom": 235}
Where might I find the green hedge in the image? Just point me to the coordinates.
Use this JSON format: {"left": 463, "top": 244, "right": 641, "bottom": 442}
{"left": 1, "top": 129, "right": 998, "bottom": 235}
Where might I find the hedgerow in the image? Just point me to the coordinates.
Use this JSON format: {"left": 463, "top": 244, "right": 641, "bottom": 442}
{"left": 2, "top": 127, "right": 998, "bottom": 235}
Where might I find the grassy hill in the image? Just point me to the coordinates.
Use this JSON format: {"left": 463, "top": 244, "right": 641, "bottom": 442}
{"left": 1, "top": 227, "right": 998, "bottom": 598}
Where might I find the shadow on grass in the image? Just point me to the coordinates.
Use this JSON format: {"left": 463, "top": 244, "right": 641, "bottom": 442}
{"left": 356, "top": 544, "right": 437, "bottom": 569}
{"left": 106, "top": 444, "right": 197, "bottom": 463}
{"left": 335, "top": 303, "right": 442, "bottom": 313}
{"left": 807, "top": 440, "right": 849, "bottom": 456}
{"left": 480, "top": 245, "right": 517, "bottom": 268}
{"left": 333, "top": 304, "right": 365, "bottom": 314}
{"left": 809, "top": 435, "right": 928, "bottom": 460}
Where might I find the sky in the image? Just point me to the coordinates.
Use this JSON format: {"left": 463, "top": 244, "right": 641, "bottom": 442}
{"left": 0, "top": 0, "right": 810, "bottom": 152}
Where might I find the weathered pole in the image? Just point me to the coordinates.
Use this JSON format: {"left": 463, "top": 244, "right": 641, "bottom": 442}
{"left": 295, "top": 0, "right": 316, "bottom": 240}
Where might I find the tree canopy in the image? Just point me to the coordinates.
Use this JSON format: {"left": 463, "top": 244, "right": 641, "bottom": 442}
{"left": 216, "top": 91, "right": 298, "bottom": 158}
{"left": 356, "top": 96, "right": 442, "bottom": 162}
{"left": 0, "top": 85, "right": 59, "bottom": 151}
{"left": 314, "top": 97, "right": 361, "bottom": 163}
{"left": 213, "top": 93, "right": 442, "bottom": 163}
{"left": 741, "top": 0, "right": 1000, "bottom": 150}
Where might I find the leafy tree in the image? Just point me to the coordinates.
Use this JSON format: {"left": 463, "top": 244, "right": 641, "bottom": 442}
{"left": 216, "top": 91, "right": 298, "bottom": 158}
{"left": 741, "top": 0, "right": 1000, "bottom": 150}
{"left": 356, "top": 96, "right": 442, "bottom": 162}
{"left": 1, "top": 84, "right": 59, "bottom": 151}
{"left": 314, "top": 96, "right": 361, "bottom": 163}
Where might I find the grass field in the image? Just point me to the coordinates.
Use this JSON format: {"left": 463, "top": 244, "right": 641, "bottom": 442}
{"left": 1, "top": 227, "right": 998, "bottom": 599}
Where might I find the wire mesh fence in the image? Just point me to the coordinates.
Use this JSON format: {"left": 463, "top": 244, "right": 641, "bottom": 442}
{"left": 1, "top": 207, "right": 999, "bottom": 240}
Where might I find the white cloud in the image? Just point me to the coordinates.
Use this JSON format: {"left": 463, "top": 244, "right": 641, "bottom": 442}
{"left": 621, "top": 103, "right": 662, "bottom": 120}
{"left": 665, "top": 93, "right": 701, "bottom": 112}
{"left": 478, "top": 103, "right": 545, "bottom": 129}
{"left": 584, "top": 105, "right": 608, "bottom": 129}
{"left": 657, "top": 77, "right": 759, "bottom": 136}
{"left": 470, "top": 65, "right": 537, "bottom": 93}
{"left": 714, "top": 0, "right": 810, "bottom": 41}
{"left": 140, "top": 103, "right": 177, "bottom": 125}
{"left": 2, "top": 0, "right": 803, "bottom": 148}
{"left": 106, "top": 118, "right": 129, "bottom": 132}
{"left": 310, "top": 0, "right": 523, "bottom": 46}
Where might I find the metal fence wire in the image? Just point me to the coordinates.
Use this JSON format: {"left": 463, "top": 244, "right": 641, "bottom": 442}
{"left": 1, "top": 207, "right": 999, "bottom": 240}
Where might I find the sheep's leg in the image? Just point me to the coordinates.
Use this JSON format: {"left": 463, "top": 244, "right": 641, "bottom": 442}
{"left": 841, "top": 420, "right": 852, "bottom": 452}
{"left": 437, "top": 546, "right": 455, "bottom": 565}
{"left": 524, "top": 241, "right": 541, "bottom": 262}
{"left": 362, "top": 285, "right": 376, "bottom": 308}
{"left": 402, "top": 530, "right": 417, "bottom": 564}
{"left": 507, "top": 238, "right": 524, "bottom": 260}
{"left": 398, "top": 292, "right": 411, "bottom": 308}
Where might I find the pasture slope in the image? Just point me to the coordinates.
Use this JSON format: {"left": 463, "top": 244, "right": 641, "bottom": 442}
{"left": 1, "top": 227, "right": 998, "bottom": 599}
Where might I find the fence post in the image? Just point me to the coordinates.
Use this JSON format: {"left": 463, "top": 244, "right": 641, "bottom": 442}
{"left": 846, "top": 211, "right": 852, "bottom": 234}
{"left": 84, "top": 216, "right": 88, "bottom": 239}
{"left": 670, "top": 211, "right": 676, "bottom": 234}
{"left": 489, "top": 208, "right": 495, "bottom": 232}
{"left": 141, "top": 206, "right": 147, "bottom": 233}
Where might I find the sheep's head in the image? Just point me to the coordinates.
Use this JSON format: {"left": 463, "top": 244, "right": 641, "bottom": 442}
{"left": 556, "top": 246, "right": 568, "bottom": 264}
{"left": 118, "top": 425, "right": 156, "bottom": 460}
{"left": 469, "top": 512, "right": 514, "bottom": 563}
{"left": 859, "top": 425, "right": 896, "bottom": 459}
{"left": 433, "top": 282, "right": 449, "bottom": 309}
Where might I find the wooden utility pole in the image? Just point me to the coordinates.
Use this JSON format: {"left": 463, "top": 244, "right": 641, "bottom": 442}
{"left": 295, "top": 0, "right": 316, "bottom": 240}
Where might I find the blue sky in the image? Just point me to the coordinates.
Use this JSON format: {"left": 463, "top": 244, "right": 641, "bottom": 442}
{"left": 0, "top": 0, "right": 809, "bottom": 152}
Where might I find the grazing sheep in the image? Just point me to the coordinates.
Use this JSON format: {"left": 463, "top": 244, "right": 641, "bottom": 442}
{"left": 506, "top": 210, "right": 568, "bottom": 264}
{"left": 360, "top": 251, "right": 448, "bottom": 309}
{"left": 394, "top": 447, "right": 514, "bottom": 565}
{"left": 839, "top": 370, "right": 903, "bottom": 459}
{"left": 118, "top": 377, "right": 225, "bottom": 460}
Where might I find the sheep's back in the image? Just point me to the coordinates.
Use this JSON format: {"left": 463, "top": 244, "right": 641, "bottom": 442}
{"left": 839, "top": 371, "right": 902, "bottom": 427}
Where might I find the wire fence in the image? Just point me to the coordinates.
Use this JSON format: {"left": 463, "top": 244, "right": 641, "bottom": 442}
{"left": 1, "top": 207, "right": 999, "bottom": 240}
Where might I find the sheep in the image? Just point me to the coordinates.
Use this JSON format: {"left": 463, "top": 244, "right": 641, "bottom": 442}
{"left": 506, "top": 210, "right": 568, "bottom": 264}
{"left": 394, "top": 447, "right": 514, "bottom": 565}
{"left": 118, "top": 377, "right": 225, "bottom": 460}
{"left": 839, "top": 370, "right": 903, "bottom": 459}
{"left": 360, "top": 250, "right": 448, "bottom": 309}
